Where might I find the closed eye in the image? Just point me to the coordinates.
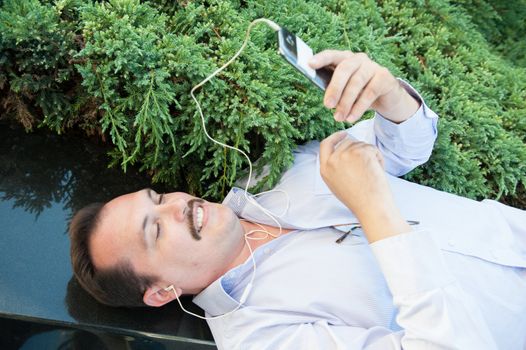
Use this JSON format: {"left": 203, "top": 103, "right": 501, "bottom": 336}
{"left": 156, "top": 193, "right": 164, "bottom": 241}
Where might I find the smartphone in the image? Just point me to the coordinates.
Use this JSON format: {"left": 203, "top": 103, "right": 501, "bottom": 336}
{"left": 277, "top": 28, "right": 333, "bottom": 91}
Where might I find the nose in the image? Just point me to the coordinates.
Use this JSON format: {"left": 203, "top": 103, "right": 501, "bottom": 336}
{"left": 158, "top": 198, "right": 187, "bottom": 222}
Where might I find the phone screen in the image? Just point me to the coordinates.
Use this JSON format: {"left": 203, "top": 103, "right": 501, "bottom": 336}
{"left": 277, "top": 28, "right": 333, "bottom": 91}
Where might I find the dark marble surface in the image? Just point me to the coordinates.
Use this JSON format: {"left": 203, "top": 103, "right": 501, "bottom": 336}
{"left": 0, "top": 124, "right": 215, "bottom": 348}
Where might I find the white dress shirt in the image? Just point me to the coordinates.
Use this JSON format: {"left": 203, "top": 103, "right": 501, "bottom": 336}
{"left": 193, "top": 82, "right": 526, "bottom": 349}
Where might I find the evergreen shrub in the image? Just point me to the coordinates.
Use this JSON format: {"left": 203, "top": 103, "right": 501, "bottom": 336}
{"left": 1, "top": 0, "right": 525, "bottom": 207}
{"left": 0, "top": 0, "right": 84, "bottom": 132}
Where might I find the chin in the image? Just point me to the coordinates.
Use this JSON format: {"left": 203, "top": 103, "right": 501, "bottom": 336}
{"left": 218, "top": 205, "right": 238, "bottom": 226}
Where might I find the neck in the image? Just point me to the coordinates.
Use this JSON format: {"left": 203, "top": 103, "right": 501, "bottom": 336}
{"left": 225, "top": 220, "right": 293, "bottom": 272}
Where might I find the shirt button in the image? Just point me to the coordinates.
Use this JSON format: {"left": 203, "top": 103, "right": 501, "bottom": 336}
{"left": 447, "top": 239, "right": 455, "bottom": 247}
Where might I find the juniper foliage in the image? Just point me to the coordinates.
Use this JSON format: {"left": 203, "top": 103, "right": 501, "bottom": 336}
{"left": 0, "top": 0, "right": 83, "bottom": 132}
{"left": 1, "top": 0, "right": 525, "bottom": 207}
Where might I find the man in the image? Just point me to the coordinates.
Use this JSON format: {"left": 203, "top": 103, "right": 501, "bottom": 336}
{"left": 69, "top": 50, "right": 526, "bottom": 349}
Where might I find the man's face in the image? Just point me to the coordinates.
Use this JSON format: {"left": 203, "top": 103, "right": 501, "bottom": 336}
{"left": 90, "top": 189, "right": 245, "bottom": 297}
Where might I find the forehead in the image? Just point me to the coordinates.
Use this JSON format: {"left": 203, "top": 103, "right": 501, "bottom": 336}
{"left": 90, "top": 190, "right": 149, "bottom": 269}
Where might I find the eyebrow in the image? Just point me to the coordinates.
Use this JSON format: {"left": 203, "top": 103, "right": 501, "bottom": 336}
{"left": 141, "top": 188, "right": 156, "bottom": 249}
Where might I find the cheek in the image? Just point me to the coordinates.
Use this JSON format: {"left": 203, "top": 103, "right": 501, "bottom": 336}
{"left": 168, "top": 240, "right": 212, "bottom": 268}
{"left": 193, "top": 256, "right": 226, "bottom": 281}
{"left": 189, "top": 242, "right": 228, "bottom": 271}
{"left": 181, "top": 252, "right": 223, "bottom": 283}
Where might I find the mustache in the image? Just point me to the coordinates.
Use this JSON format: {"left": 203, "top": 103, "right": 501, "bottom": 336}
{"left": 187, "top": 198, "right": 205, "bottom": 241}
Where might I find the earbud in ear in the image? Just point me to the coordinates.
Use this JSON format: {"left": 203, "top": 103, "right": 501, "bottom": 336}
{"left": 164, "top": 285, "right": 183, "bottom": 299}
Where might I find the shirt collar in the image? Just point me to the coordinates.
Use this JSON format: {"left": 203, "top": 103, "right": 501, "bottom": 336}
{"left": 193, "top": 224, "right": 301, "bottom": 316}
{"left": 222, "top": 187, "right": 248, "bottom": 216}
{"left": 222, "top": 186, "right": 357, "bottom": 233}
{"left": 222, "top": 187, "right": 301, "bottom": 228}
{"left": 192, "top": 278, "right": 240, "bottom": 317}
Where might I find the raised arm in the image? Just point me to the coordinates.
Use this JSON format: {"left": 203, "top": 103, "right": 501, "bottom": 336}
{"left": 310, "top": 50, "right": 438, "bottom": 176}
{"left": 314, "top": 133, "right": 497, "bottom": 349}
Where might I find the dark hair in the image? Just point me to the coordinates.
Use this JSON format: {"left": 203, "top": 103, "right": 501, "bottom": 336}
{"left": 68, "top": 202, "right": 157, "bottom": 307}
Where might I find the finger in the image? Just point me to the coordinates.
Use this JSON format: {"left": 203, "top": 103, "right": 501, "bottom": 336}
{"left": 346, "top": 67, "right": 390, "bottom": 123}
{"left": 361, "top": 144, "right": 384, "bottom": 169}
{"left": 309, "top": 50, "right": 353, "bottom": 69}
{"left": 332, "top": 136, "right": 355, "bottom": 154}
{"left": 342, "top": 140, "right": 369, "bottom": 155}
{"left": 335, "top": 61, "right": 377, "bottom": 122}
{"left": 332, "top": 138, "right": 368, "bottom": 158}
{"left": 324, "top": 58, "right": 361, "bottom": 110}
{"left": 319, "top": 131, "right": 348, "bottom": 164}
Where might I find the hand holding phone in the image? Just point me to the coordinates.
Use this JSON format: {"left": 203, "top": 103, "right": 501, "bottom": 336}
{"left": 277, "top": 28, "right": 420, "bottom": 124}
{"left": 277, "top": 28, "right": 333, "bottom": 91}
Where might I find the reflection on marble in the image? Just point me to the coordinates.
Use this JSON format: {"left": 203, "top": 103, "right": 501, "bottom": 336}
{"left": 0, "top": 124, "right": 214, "bottom": 346}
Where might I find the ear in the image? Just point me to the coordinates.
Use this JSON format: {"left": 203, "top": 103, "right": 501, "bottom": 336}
{"left": 143, "top": 284, "right": 182, "bottom": 307}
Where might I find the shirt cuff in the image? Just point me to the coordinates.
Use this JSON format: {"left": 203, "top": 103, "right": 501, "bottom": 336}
{"left": 373, "top": 79, "right": 438, "bottom": 142}
{"left": 370, "top": 229, "right": 455, "bottom": 297}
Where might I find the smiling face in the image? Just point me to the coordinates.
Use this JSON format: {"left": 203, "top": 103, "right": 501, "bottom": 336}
{"left": 89, "top": 189, "right": 246, "bottom": 304}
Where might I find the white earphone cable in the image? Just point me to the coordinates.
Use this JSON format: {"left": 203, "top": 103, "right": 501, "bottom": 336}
{"left": 190, "top": 18, "right": 285, "bottom": 236}
{"left": 166, "top": 18, "right": 284, "bottom": 321}
{"left": 166, "top": 232, "right": 258, "bottom": 320}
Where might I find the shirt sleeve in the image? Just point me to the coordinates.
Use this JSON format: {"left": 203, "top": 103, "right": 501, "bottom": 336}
{"left": 370, "top": 229, "right": 498, "bottom": 349}
{"left": 346, "top": 79, "right": 439, "bottom": 176}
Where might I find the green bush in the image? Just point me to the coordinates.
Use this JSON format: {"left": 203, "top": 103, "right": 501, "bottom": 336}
{"left": 457, "top": 0, "right": 526, "bottom": 67}
{"left": 1, "top": 0, "right": 525, "bottom": 207}
{"left": 0, "top": 0, "right": 88, "bottom": 133}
